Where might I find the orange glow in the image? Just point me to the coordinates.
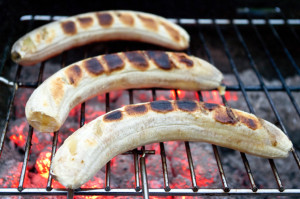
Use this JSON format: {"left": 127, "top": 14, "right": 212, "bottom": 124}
{"left": 197, "top": 176, "right": 215, "bottom": 187}
{"left": 157, "top": 95, "right": 169, "bottom": 101}
{"left": 177, "top": 90, "right": 185, "bottom": 98}
{"left": 170, "top": 90, "right": 186, "bottom": 100}
{"left": 171, "top": 90, "right": 176, "bottom": 99}
{"left": 9, "top": 122, "right": 27, "bottom": 147}
{"left": 80, "top": 176, "right": 105, "bottom": 199}
{"left": 202, "top": 91, "right": 222, "bottom": 104}
{"left": 0, "top": 162, "right": 28, "bottom": 188}
{"left": 201, "top": 91, "right": 239, "bottom": 104}
{"left": 36, "top": 151, "right": 52, "bottom": 179}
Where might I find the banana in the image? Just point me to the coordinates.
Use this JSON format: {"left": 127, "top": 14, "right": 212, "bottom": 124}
{"left": 51, "top": 100, "right": 293, "bottom": 189}
{"left": 25, "top": 51, "right": 223, "bottom": 133}
{"left": 11, "top": 10, "right": 189, "bottom": 66}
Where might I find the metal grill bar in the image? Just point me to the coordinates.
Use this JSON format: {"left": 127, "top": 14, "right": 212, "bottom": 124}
{"left": 140, "top": 146, "right": 149, "bottom": 198}
{"left": 151, "top": 89, "right": 171, "bottom": 192}
{"left": 129, "top": 89, "right": 142, "bottom": 192}
{"left": 0, "top": 71, "right": 20, "bottom": 157}
{"left": 18, "top": 60, "right": 46, "bottom": 191}
{"left": 198, "top": 25, "right": 259, "bottom": 191}
{"left": 267, "top": 19, "right": 300, "bottom": 75}
{"left": 66, "top": 50, "right": 90, "bottom": 198}
{"left": 215, "top": 22, "right": 287, "bottom": 191}
{"left": 1, "top": 188, "right": 300, "bottom": 196}
{"left": 46, "top": 131, "right": 58, "bottom": 191}
{"left": 184, "top": 141, "right": 198, "bottom": 192}
{"left": 133, "top": 149, "right": 141, "bottom": 191}
{"left": 197, "top": 91, "right": 230, "bottom": 192}
{"left": 159, "top": 142, "right": 170, "bottom": 191}
{"left": 232, "top": 20, "right": 300, "bottom": 168}
{"left": 104, "top": 92, "right": 111, "bottom": 192}
{"left": 13, "top": 83, "right": 300, "bottom": 92}
{"left": 0, "top": 35, "right": 13, "bottom": 73}
{"left": 249, "top": 17, "right": 300, "bottom": 117}
{"left": 46, "top": 50, "right": 67, "bottom": 191}
{"left": 17, "top": 126, "right": 33, "bottom": 191}
{"left": 279, "top": 10, "right": 300, "bottom": 44}
{"left": 173, "top": 88, "right": 199, "bottom": 192}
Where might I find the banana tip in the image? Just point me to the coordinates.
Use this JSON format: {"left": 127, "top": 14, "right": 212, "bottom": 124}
{"left": 11, "top": 51, "right": 21, "bottom": 63}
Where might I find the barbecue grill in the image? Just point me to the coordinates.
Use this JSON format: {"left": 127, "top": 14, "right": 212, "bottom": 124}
{"left": 0, "top": 1, "right": 300, "bottom": 198}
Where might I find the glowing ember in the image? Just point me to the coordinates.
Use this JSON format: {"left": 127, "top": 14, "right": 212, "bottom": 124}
{"left": 8, "top": 118, "right": 52, "bottom": 152}
{"left": 9, "top": 121, "right": 27, "bottom": 147}
{"left": 224, "top": 91, "right": 238, "bottom": 101}
{"left": 170, "top": 90, "right": 186, "bottom": 99}
{"left": 35, "top": 149, "right": 52, "bottom": 179}
{"left": 201, "top": 90, "right": 238, "bottom": 104}
{"left": 85, "top": 106, "right": 105, "bottom": 123}
{"left": 81, "top": 176, "right": 104, "bottom": 189}
{"left": 201, "top": 91, "right": 222, "bottom": 104}
{"left": 0, "top": 162, "right": 22, "bottom": 188}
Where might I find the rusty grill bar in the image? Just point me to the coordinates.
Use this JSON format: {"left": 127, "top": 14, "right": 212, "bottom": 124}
{"left": 0, "top": 7, "right": 300, "bottom": 198}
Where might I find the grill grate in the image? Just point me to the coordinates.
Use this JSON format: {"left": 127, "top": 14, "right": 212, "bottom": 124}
{"left": 0, "top": 7, "right": 300, "bottom": 198}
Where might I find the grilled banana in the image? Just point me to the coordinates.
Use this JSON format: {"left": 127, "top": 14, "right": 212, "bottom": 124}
{"left": 51, "top": 100, "right": 293, "bottom": 189}
{"left": 25, "top": 51, "right": 223, "bottom": 133}
{"left": 11, "top": 10, "right": 189, "bottom": 66}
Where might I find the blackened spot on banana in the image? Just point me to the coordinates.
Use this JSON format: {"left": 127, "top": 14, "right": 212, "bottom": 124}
{"left": 84, "top": 58, "right": 104, "bottom": 76}
{"left": 61, "top": 21, "right": 77, "bottom": 35}
{"left": 174, "top": 53, "right": 194, "bottom": 67}
{"left": 235, "top": 111, "right": 259, "bottom": 130}
{"left": 104, "top": 110, "right": 123, "bottom": 122}
{"left": 176, "top": 101, "right": 197, "bottom": 112}
{"left": 78, "top": 17, "right": 93, "bottom": 28}
{"left": 103, "top": 54, "right": 124, "bottom": 72}
{"left": 150, "top": 101, "right": 173, "bottom": 113}
{"left": 125, "top": 104, "right": 148, "bottom": 115}
{"left": 214, "top": 107, "right": 238, "bottom": 125}
{"left": 146, "top": 51, "right": 173, "bottom": 70}
{"left": 203, "top": 103, "right": 219, "bottom": 111}
{"left": 124, "top": 51, "right": 148, "bottom": 70}
{"left": 97, "top": 13, "right": 113, "bottom": 27}
{"left": 66, "top": 65, "right": 82, "bottom": 86}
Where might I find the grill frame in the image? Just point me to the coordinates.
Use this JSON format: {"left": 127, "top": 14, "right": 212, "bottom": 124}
{"left": 0, "top": 7, "right": 300, "bottom": 198}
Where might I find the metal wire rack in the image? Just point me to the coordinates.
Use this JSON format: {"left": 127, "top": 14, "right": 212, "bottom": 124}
{"left": 0, "top": 7, "right": 300, "bottom": 198}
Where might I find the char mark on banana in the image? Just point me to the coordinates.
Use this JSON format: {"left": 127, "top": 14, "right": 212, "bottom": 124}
{"left": 84, "top": 58, "right": 105, "bottom": 76}
{"left": 77, "top": 17, "right": 93, "bottom": 29}
{"left": 103, "top": 54, "right": 125, "bottom": 72}
{"left": 125, "top": 104, "right": 148, "bottom": 116}
{"left": 117, "top": 12, "right": 134, "bottom": 26}
{"left": 137, "top": 14, "right": 158, "bottom": 31}
{"left": 66, "top": 65, "right": 82, "bottom": 86}
{"left": 103, "top": 110, "right": 123, "bottom": 122}
{"left": 124, "top": 51, "right": 149, "bottom": 70}
{"left": 96, "top": 13, "right": 113, "bottom": 27}
{"left": 146, "top": 51, "right": 174, "bottom": 70}
{"left": 150, "top": 100, "right": 174, "bottom": 113}
{"left": 176, "top": 100, "right": 198, "bottom": 112}
{"left": 61, "top": 21, "right": 77, "bottom": 35}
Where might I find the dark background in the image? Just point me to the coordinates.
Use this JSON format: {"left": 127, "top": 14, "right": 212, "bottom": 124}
{"left": 1, "top": 0, "right": 300, "bottom": 21}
